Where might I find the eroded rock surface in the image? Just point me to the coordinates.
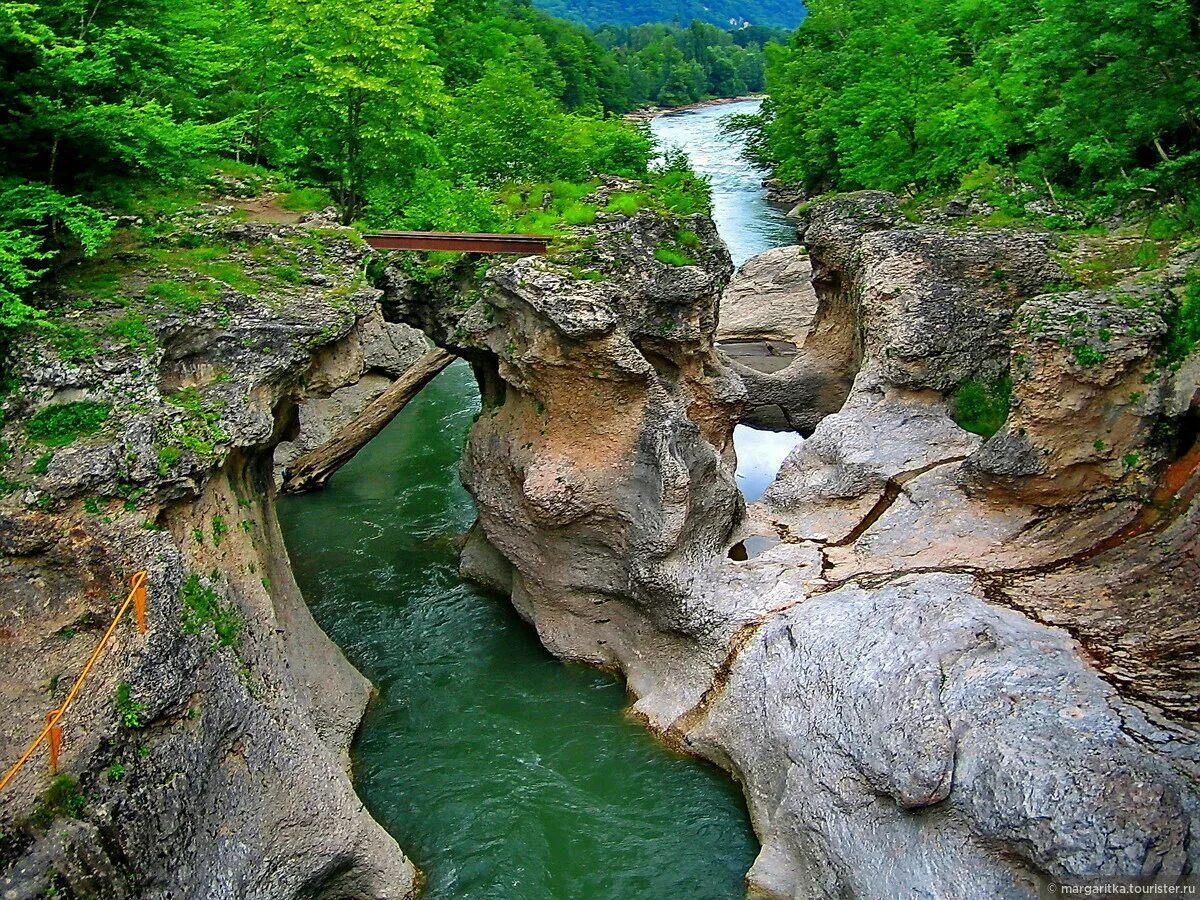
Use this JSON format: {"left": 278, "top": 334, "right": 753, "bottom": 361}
{"left": 0, "top": 210, "right": 417, "bottom": 899}
{"left": 409, "top": 190, "right": 1199, "bottom": 896}
{"left": 273, "top": 310, "right": 430, "bottom": 480}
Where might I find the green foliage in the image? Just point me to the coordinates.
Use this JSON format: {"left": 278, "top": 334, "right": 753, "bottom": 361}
{"left": 180, "top": 574, "right": 242, "bottom": 648}
{"left": 648, "top": 149, "right": 711, "bottom": 215}
{"left": 106, "top": 763, "right": 127, "bottom": 782}
{"left": 279, "top": 189, "right": 333, "bottom": 213}
{"left": 114, "top": 683, "right": 148, "bottom": 730}
{"left": 1071, "top": 345, "right": 1107, "bottom": 367}
{"left": 263, "top": 0, "right": 442, "bottom": 220}
{"left": 211, "top": 514, "right": 229, "bottom": 546}
{"left": 605, "top": 192, "right": 647, "bottom": 216}
{"left": 165, "top": 388, "right": 229, "bottom": 459}
{"left": 952, "top": 376, "right": 1012, "bottom": 439}
{"left": 29, "top": 775, "right": 87, "bottom": 828}
{"left": 760, "top": 0, "right": 1200, "bottom": 205}
{"left": 157, "top": 446, "right": 182, "bottom": 475}
{"left": 105, "top": 314, "right": 156, "bottom": 352}
{"left": 0, "top": 183, "right": 114, "bottom": 333}
{"left": 25, "top": 402, "right": 112, "bottom": 447}
{"left": 1158, "top": 270, "right": 1200, "bottom": 367}
{"left": 438, "top": 66, "right": 652, "bottom": 187}
{"left": 29, "top": 453, "right": 52, "bottom": 475}
{"left": 146, "top": 281, "right": 214, "bottom": 314}
{"left": 654, "top": 244, "right": 695, "bottom": 267}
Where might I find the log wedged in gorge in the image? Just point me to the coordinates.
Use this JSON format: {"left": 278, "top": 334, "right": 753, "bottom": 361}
{"left": 281, "top": 347, "right": 456, "bottom": 494}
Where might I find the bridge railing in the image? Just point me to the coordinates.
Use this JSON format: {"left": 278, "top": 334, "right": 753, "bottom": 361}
{"left": 0, "top": 571, "right": 149, "bottom": 796}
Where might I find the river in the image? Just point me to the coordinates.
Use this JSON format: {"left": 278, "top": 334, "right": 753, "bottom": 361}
{"left": 278, "top": 100, "right": 794, "bottom": 899}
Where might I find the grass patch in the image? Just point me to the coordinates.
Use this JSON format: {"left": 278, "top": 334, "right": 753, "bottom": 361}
{"left": 61, "top": 262, "right": 125, "bottom": 301}
{"left": 29, "top": 775, "right": 86, "bottom": 828}
{"left": 280, "top": 188, "right": 333, "bottom": 212}
{"left": 654, "top": 243, "right": 695, "bottom": 267}
{"left": 952, "top": 376, "right": 1012, "bottom": 438}
{"left": 604, "top": 192, "right": 650, "bottom": 217}
{"left": 105, "top": 313, "right": 156, "bottom": 352}
{"left": 1068, "top": 238, "right": 1172, "bottom": 288}
{"left": 48, "top": 324, "right": 99, "bottom": 363}
{"left": 146, "top": 280, "right": 219, "bottom": 313}
{"left": 26, "top": 402, "right": 112, "bottom": 447}
{"left": 561, "top": 202, "right": 598, "bottom": 226}
{"left": 165, "top": 388, "right": 229, "bottom": 458}
{"left": 148, "top": 245, "right": 258, "bottom": 294}
{"left": 157, "top": 446, "right": 182, "bottom": 475}
{"left": 180, "top": 574, "right": 242, "bottom": 649}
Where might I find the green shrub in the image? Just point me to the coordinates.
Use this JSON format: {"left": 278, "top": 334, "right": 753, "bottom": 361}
{"left": 29, "top": 774, "right": 86, "bottom": 827}
{"left": 1071, "top": 345, "right": 1107, "bottom": 367}
{"left": 180, "top": 574, "right": 242, "bottom": 648}
{"left": 114, "top": 682, "right": 147, "bottom": 729}
{"left": 26, "top": 402, "right": 113, "bottom": 447}
{"left": 952, "top": 376, "right": 1012, "bottom": 438}
{"left": 1158, "top": 269, "right": 1200, "bottom": 367}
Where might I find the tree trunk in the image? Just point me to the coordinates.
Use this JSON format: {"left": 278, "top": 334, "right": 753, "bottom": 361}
{"left": 281, "top": 348, "right": 456, "bottom": 494}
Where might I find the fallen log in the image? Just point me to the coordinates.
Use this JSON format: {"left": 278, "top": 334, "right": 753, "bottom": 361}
{"left": 281, "top": 347, "right": 456, "bottom": 494}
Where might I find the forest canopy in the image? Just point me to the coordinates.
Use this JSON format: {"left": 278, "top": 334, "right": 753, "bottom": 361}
{"left": 755, "top": 0, "right": 1200, "bottom": 210}
{"left": 531, "top": 0, "right": 805, "bottom": 29}
{"left": 0, "top": 0, "right": 774, "bottom": 336}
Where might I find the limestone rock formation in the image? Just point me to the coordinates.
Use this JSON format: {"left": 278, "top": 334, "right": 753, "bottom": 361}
{"left": 0, "top": 209, "right": 418, "bottom": 899}
{"left": 716, "top": 245, "right": 815, "bottom": 346}
{"left": 419, "top": 191, "right": 1199, "bottom": 896}
{"left": 716, "top": 246, "right": 832, "bottom": 432}
{"left": 272, "top": 309, "right": 431, "bottom": 480}
{"left": 385, "top": 196, "right": 747, "bottom": 662}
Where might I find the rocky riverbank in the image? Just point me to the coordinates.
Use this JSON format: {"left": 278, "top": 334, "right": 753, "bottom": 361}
{"left": 0, "top": 207, "right": 424, "bottom": 898}
{"left": 388, "top": 187, "right": 1200, "bottom": 895}
{"left": 3, "top": 180, "right": 1197, "bottom": 898}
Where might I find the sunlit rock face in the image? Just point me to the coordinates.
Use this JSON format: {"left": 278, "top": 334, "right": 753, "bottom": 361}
{"left": 389, "top": 187, "right": 1200, "bottom": 898}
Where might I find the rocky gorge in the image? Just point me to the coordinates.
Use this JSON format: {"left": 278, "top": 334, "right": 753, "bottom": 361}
{"left": 389, "top": 188, "right": 1200, "bottom": 895}
{"left": 0, "top": 208, "right": 426, "bottom": 898}
{"left": 0, "top": 177, "right": 1197, "bottom": 898}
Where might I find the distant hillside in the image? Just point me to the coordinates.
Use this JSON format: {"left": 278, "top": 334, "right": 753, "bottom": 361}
{"left": 531, "top": 0, "right": 806, "bottom": 28}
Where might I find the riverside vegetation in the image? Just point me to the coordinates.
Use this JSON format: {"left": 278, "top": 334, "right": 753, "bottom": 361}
{"left": 0, "top": 0, "right": 785, "bottom": 363}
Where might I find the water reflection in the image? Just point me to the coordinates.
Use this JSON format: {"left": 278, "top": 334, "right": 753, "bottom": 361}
{"left": 733, "top": 424, "right": 803, "bottom": 502}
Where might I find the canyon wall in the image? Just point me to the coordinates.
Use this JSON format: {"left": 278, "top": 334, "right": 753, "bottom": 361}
{"left": 0, "top": 209, "right": 420, "bottom": 899}
{"left": 392, "top": 189, "right": 1200, "bottom": 896}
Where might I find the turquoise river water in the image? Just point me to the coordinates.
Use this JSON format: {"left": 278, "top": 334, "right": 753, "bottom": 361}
{"left": 279, "top": 100, "right": 796, "bottom": 899}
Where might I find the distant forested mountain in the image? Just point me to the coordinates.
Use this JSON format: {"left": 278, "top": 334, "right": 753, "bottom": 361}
{"left": 532, "top": 0, "right": 805, "bottom": 28}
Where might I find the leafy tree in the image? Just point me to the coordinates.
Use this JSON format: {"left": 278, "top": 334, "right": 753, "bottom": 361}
{"left": 264, "top": 0, "right": 444, "bottom": 220}
{"left": 760, "top": 0, "right": 1200, "bottom": 202}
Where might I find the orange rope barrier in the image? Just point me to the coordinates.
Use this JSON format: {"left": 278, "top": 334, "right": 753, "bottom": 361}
{"left": 0, "top": 571, "right": 149, "bottom": 796}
